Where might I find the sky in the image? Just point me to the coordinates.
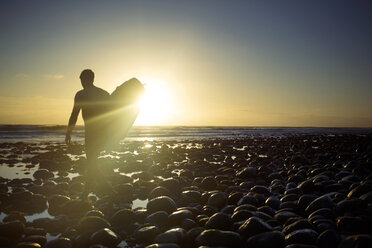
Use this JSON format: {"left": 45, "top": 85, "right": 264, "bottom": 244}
{"left": 0, "top": 0, "right": 371, "bottom": 127}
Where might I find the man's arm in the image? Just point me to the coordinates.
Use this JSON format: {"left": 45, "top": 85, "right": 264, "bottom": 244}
{"left": 65, "top": 93, "right": 81, "bottom": 145}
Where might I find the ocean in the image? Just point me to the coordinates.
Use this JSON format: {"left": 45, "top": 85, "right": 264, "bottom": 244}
{"left": 0, "top": 125, "right": 371, "bottom": 143}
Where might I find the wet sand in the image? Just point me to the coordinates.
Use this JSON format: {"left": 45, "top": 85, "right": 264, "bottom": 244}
{"left": 0, "top": 134, "right": 371, "bottom": 247}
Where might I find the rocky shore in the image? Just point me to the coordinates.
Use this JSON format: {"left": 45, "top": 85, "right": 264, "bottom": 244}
{"left": 0, "top": 134, "right": 371, "bottom": 248}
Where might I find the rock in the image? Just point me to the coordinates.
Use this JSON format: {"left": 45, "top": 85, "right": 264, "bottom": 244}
{"left": 147, "top": 196, "right": 177, "bottom": 214}
{"left": 134, "top": 225, "right": 160, "bottom": 243}
{"left": 77, "top": 216, "right": 111, "bottom": 235}
{"left": 154, "top": 228, "right": 186, "bottom": 244}
{"left": 90, "top": 228, "right": 120, "bottom": 247}
{"left": 305, "top": 195, "right": 334, "bottom": 214}
{"left": 285, "top": 229, "right": 318, "bottom": 246}
{"left": 274, "top": 211, "right": 298, "bottom": 224}
{"left": 207, "top": 192, "right": 227, "bottom": 209}
{"left": 283, "top": 220, "right": 314, "bottom": 234}
{"left": 33, "top": 169, "right": 54, "bottom": 180}
{"left": 15, "top": 242, "right": 41, "bottom": 248}
{"left": 22, "top": 235, "right": 47, "bottom": 246}
{"left": 0, "top": 220, "right": 25, "bottom": 239}
{"left": 149, "top": 186, "right": 171, "bottom": 199}
{"left": 318, "top": 229, "right": 341, "bottom": 248}
{"left": 47, "top": 194, "right": 71, "bottom": 215}
{"left": 110, "top": 209, "right": 136, "bottom": 226}
{"left": 237, "top": 194, "right": 258, "bottom": 206}
{"left": 246, "top": 231, "right": 285, "bottom": 248}
{"left": 338, "top": 234, "right": 372, "bottom": 248}
{"left": 181, "top": 218, "right": 196, "bottom": 230}
{"left": 205, "top": 213, "right": 233, "bottom": 231}
{"left": 145, "top": 243, "right": 180, "bottom": 248}
{"left": 168, "top": 209, "right": 193, "bottom": 225}
{"left": 45, "top": 237, "right": 72, "bottom": 248}
{"left": 265, "top": 196, "right": 281, "bottom": 209}
{"left": 238, "top": 217, "right": 273, "bottom": 237}
{"left": 348, "top": 183, "right": 372, "bottom": 198}
{"left": 145, "top": 211, "right": 169, "bottom": 227}
{"left": 251, "top": 185, "right": 270, "bottom": 195}
{"left": 114, "top": 183, "right": 134, "bottom": 195}
{"left": 237, "top": 167, "right": 257, "bottom": 179}
{"left": 59, "top": 199, "right": 92, "bottom": 217}
{"left": 336, "top": 198, "right": 364, "bottom": 214}
{"left": 231, "top": 210, "right": 254, "bottom": 222}
{"left": 195, "top": 229, "right": 242, "bottom": 247}
{"left": 308, "top": 208, "right": 335, "bottom": 220}
{"left": 336, "top": 216, "right": 367, "bottom": 234}
{"left": 200, "top": 176, "right": 217, "bottom": 190}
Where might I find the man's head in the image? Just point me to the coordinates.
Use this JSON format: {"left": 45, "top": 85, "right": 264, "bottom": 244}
{"left": 80, "top": 69, "right": 94, "bottom": 88}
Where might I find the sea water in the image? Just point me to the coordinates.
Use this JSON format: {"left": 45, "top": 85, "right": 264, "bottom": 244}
{"left": 0, "top": 125, "right": 371, "bottom": 143}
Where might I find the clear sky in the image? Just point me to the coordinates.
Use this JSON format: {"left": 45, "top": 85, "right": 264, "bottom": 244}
{"left": 0, "top": 0, "right": 371, "bottom": 127}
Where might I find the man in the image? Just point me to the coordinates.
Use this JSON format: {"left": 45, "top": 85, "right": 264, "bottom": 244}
{"left": 65, "top": 69, "right": 109, "bottom": 177}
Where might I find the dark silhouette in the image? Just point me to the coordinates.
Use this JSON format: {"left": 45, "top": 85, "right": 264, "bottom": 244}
{"left": 65, "top": 69, "right": 109, "bottom": 178}
{"left": 66, "top": 70, "right": 145, "bottom": 197}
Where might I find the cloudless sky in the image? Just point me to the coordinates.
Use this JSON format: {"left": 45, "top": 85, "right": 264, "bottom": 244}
{"left": 0, "top": 0, "right": 371, "bottom": 126}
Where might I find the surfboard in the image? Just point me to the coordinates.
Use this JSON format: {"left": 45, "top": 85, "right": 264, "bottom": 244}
{"left": 104, "top": 77, "right": 145, "bottom": 150}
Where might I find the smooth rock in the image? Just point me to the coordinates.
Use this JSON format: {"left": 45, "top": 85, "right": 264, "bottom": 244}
{"left": 238, "top": 217, "right": 273, "bottom": 237}
{"left": 195, "top": 229, "right": 242, "bottom": 247}
{"left": 147, "top": 196, "right": 177, "bottom": 214}
{"left": 246, "top": 231, "right": 285, "bottom": 248}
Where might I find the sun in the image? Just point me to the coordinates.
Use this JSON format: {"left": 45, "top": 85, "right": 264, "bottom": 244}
{"left": 134, "top": 78, "right": 174, "bottom": 125}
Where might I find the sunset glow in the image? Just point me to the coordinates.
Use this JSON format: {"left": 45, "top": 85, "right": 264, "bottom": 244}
{"left": 135, "top": 78, "right": 174, "bottom": 125}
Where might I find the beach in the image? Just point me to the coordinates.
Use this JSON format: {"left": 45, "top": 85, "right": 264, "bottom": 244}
{"left": 0, "top": 130, "right": 371, "bottom": 247}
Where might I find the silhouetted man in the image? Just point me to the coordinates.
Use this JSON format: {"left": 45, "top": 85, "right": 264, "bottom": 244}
{"left": 65, "top": 69, "right": 109, "bottom": 170}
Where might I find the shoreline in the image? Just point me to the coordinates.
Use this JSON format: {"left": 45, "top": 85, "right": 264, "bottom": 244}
{"left": 0, "top": 134, "right": 371, "bottom": 247}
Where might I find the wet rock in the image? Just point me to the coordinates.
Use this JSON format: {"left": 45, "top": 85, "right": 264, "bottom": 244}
{"left": 308, "top": 208, "right": 335, "bottom": 220}
{"left": 318, "top": 229, "right": 341, "bottom": 248}
{"left": 265, "top": 196, "right": 281, "bottom": 209}
{"left": 23, "top": 235, "right": 47, "bottom": 246}
{"left": 15, "top": 242, "right": 41, "bottom": 248}
{"left": 33, "top": 169, "right": 54, "bottom": 180}
{"left": 205, "top": 212, "right": 233, "bottom": 230}
{"left": 274, "top": 211, "right": 298, "bottom": 224}
{"left": 200, "top": 176, "right": 217, "bottom": 190}
{"left": 3, "top": 212, "right": 26, "bottom": 223}
{"left": 145, "top": 243, "right": 180, "bottom": 248}
{"left": 232, "top": 209, "right": 254, "bottom": 222}
{"left": 47, "top": 194, "right": 71, "bottom": 215}
{"left": 0, "top": 220, "right": 25, "bottom": 239}
{"left": 59, "top": 199, "right": 92, "bottom": 217}
{"left": 145, "top": 211, "right": 169, "bottom": 227}
{"left": 285, "top": 229, "right": 318, "bottom": 246}
{"left": 338, "top": 234, "right": 372, "bottom": 248}
{"left": 246, "top": 231, "right": 285, "bottom": 248}
{"left": 77, "top": 216, "right": 111, "bottom": 235}
{"left": 305, "top": 195, "right": 334, "bottom": 214}
{"left": 237, "top": 167, "right": 257, "bottom": 179}
{"left": 336, "top": 216, "right": 368, "bottom": 234}
{"left": 336, "top": 198, "right": 364, "bottom": 214}
{"left": 283, "top": 219, "right": 314, "bottom": 234}
{"left": 110, "top": 209, "right": 136, "bottom": 226}
{"left": 207, "top": 192, "right": 227, "bottom": 209}
{"left": 238, "top": 217, "right": 273, "bottom": 237}
{"left": 195, "top": 229, "right": 242, "bottom": 247}
{"left": 90, "top": 228, "right": 120, "bottom": 247}
{"left": 45, "top": 237, "right": 72, "bottom": 248}
{"left": 147, "top": 196, "right": 177, "bottom": 214}
{"left": 348, "top": 182, "right": 372, "bottom": 198}
{"left": 134, "top": 225, "right": 160, "bottom": 243}
{"left": 168, "top": 209, "right": 193, "bottom": 225}
{"left": 181, "top": 218, "right": 196, "bottom": 230}
{"left": 237, "top": 194, "right": 258, "bottom": 206}
{"left": 154, "top": 228, "right": 186, "bottom": 244}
